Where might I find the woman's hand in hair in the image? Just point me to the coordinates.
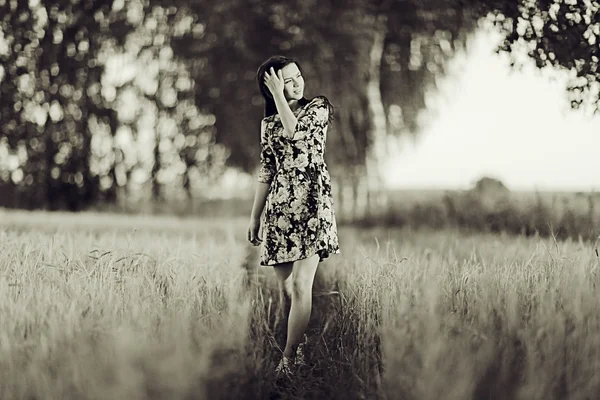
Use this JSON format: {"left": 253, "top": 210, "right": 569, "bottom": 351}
{"left": 264, "top": 67, "right": 285, "bottom": 97}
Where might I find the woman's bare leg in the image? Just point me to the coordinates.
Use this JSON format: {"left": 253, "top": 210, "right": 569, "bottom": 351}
{"left": 272, "top": 262, "right": 293, "bottom": 298}
{"left": 283, "top": 253, "right": 320, "bottom": 358}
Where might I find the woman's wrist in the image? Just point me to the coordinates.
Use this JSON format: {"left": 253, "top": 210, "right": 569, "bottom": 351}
{"left": 273, "top": 91, "right": 286, "bottom": 102}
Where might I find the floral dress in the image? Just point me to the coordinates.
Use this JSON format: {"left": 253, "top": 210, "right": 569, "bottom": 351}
{"left": 257, "top": 96, "right": 340, "bottom": 267}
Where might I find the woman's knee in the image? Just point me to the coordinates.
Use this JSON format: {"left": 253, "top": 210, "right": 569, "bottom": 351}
{"left": 292, "top": 269, "right": 317, "bottom": 299}
{"left": 290, "top": 254, "right": 319, "bottom": 299}
{"left": 291, "top": 278, "right": 310, "bottom": 300}
{"left": 282, "top": 276, "right": 293, "bottom": 297}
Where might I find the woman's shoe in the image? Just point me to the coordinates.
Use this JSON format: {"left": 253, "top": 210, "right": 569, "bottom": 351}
{"left": 275, "top": 356, "right": 294, "bottom": 378}
{"left": 294, "top": 342, "right": 307, "bottom": 367}
{"left": 294, "top": 334, "right": 308, "bottom": 367}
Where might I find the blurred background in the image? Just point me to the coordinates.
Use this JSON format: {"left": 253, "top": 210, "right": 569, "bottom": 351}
{"left": 1, "top": 0, "right": 599, "bottom": 239}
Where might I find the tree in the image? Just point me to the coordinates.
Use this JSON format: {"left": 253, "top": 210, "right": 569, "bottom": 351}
{"left": 482, "top": 0, "right": 599, "bottom": 114}
{"left": 0, "top": 0, "right": 133, "bottom": 210}
{"left": 0, "top": 0, "right": 225, "bottom": 211}
{"left": 0, "top": 0, "right": 44, "bottom": 208}
{"left": 7, "top": 0, "right": 592, "bottom": 213}
{"left": 154, "top": 0, "right": 490, "bottom": 218}
{"left": 99, "top": 1, "right": 228, "bottom": 206}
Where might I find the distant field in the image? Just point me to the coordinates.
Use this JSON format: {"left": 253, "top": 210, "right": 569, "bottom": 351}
{"left": 386, "top": 187, "right": 600, "bottom": 209}
{"left": 362, "top": 188, "right": 600, "bottom": 242}
{"left": 0, "top": 209, "right": 599, "bottom": 399}
{"left": 100, "top": 187, "right": 600, "bottom": 218}
{"left": 177, "top": 187, "right": 600, "bottom": 242}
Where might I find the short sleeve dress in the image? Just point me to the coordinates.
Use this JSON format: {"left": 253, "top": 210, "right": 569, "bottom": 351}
{"left": 257, "top": 96, "right": 341, "bottom": 267}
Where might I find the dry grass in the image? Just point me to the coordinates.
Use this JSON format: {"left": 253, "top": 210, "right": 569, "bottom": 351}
{"left": 0, "top": 209, "right": 599, "bottom": 399}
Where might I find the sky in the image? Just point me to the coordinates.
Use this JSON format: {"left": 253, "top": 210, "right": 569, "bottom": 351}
{"left": 382, "top": 25, "right": 600, "bottom": 192}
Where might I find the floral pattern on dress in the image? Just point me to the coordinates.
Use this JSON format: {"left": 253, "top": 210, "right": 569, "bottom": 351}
{"left": 257, "top": 96, "right": 340, "bottom": 266}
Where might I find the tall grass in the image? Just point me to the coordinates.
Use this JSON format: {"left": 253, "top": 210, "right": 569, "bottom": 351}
{"left": 0, "top": 209, "right": 599, "bottom": 399}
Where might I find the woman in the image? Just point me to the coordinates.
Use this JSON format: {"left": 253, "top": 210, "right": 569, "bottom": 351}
{"left": 246, "top": 55, "right": 340, "bottom": 377}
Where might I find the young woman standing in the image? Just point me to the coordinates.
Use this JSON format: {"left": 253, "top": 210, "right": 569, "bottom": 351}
{"left": 247, "top": 55, "right": 340, "bottom": 377}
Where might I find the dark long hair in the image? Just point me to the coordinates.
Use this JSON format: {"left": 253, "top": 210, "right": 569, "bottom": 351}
{"left": 256, "top": 55, "right": 334, "bottom": 121}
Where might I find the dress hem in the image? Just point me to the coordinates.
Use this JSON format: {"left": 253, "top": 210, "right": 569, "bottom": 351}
{"left": 259, "top": 247, "right": 340, "bottom": 267}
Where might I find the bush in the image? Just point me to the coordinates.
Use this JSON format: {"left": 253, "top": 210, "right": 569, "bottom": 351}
{"left": 354, "top": 189, "right": 600, "bottom": 242}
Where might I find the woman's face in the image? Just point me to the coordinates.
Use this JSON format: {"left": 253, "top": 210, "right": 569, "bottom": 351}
{"left": 279, "top": 63, "right": 304, "bottom": 101}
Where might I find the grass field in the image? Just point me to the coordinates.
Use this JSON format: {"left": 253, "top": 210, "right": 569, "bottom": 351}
{"left": 0, "top": 208, "right": 599, "bottom": 399}
{"left": 104, "top": 186, "right": 600, "bottom": 243}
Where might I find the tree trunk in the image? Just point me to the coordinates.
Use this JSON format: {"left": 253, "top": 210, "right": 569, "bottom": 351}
{"left": 365, "top": 20, "right": 389, "bottom": 219}
{"left": 152, "top": 128, "right": 162, "bottom": 202}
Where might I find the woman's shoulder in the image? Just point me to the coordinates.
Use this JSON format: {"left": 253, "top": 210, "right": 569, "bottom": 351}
{"left": 307, "top": 96, "right": 334, "bottom": 113}
{"left": 262, "top": 114, "right": 277, "bottom": 124}
{"left": 261, "top": 115, "right": 278, "bottom": 137}
{"left": 306, "top": 95, "right": 334, "bottom": 120}
{"left": 307, "top": 95, "right": 330, "bottom": 106}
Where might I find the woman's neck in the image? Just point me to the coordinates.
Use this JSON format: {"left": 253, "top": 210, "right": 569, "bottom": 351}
{"left": 288, "top": 99, "right": 300, "bottom": 112}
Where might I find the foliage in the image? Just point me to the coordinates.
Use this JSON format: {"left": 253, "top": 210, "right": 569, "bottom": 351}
{"left": 0, "top": 0, "right": 225, "bottom": 210}
{"left": 1, "top": 0, "right": 598, "bottom": 211}
{"left": 0, "top": 0, "right": 127, "bottom": 209}
{"left": 356, "top": 187, "right": 600, "bottom": 242}
{"left": 158, "top": 0, "right": 489, "bottom": 171}
{"left": 483, "top": 0, "right": 600, "bottom": 114}
{"left": 99, "top": 0, "right": 228, "bottom": 202}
